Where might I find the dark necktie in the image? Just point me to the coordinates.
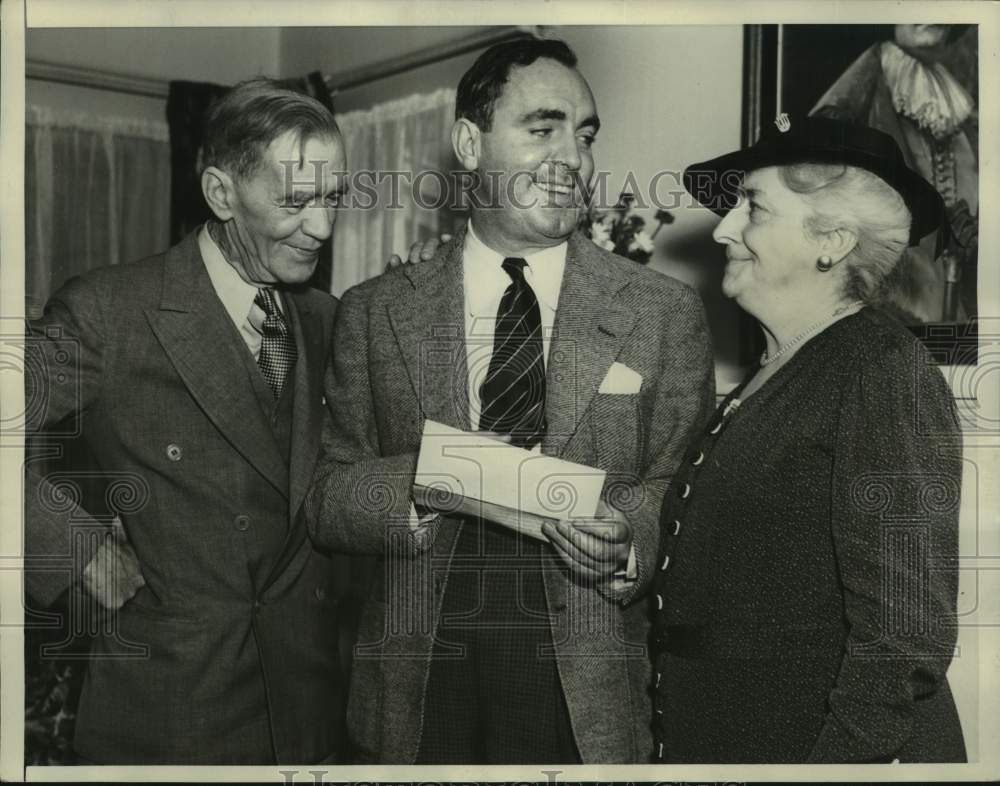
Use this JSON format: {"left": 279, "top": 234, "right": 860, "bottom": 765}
{"left": 478, "top": 257, "right": 547, "bottom": 449}
{"left": 254, "top": 288, "right": 297, "bottom": 398}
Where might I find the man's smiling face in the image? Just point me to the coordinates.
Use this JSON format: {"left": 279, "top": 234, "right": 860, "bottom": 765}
{"left": 225, "top": 130, "right": 347, "bottom": 285}
{"left": 469, "top": 57, "right": 599, "bottom": 255}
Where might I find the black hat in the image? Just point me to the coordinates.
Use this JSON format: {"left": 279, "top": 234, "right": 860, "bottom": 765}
{"left": 683, "top": 114, "right": 945, "bottom": 246}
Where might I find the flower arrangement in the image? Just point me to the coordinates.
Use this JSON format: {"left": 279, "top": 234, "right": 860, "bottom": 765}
{"left": 578, "top": 192, "right": 674, "bottom": 265}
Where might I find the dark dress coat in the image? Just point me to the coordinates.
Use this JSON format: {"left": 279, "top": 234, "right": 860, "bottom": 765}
{"left": 23, "top": 231, "right": 351, "bottom": 764}
{"left": 651, "top": 308, "right": 966, "bottom": 763}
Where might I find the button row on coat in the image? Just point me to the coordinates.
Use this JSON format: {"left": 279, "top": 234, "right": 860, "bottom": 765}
{"left": 660, "top": 445, "right": 704, "bottom": 571}
{"left": 653, "top": 428, "right": 723, "bottom": 761}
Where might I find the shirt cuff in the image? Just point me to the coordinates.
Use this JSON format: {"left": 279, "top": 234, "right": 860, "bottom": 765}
{"left": 612, "top": 544, "right": 638, "bottom": 582}
{"left": 408, "top": 502, "right": 439, "bottom": 533}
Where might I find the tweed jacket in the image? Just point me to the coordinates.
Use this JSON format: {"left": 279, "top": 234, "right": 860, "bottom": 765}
{"left": 304, "top": 228, "right": 715, "bottom": 763}
{"left": 23, "top": 231, "right": 349, "bottom": 764}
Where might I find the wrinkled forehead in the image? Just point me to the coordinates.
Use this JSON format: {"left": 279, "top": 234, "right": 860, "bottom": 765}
{"left": 260, "top": 130, "right": 348, "bottom": 191}
{"left": 500, "top": 58, "right": 597, "bottom": 118}
{"left": 740, "top": 165, "right": 781, "bottom": 193}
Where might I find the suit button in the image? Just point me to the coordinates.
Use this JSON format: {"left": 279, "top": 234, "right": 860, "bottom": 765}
{"left": 234, "top": 514, "right": 250, "bottom": 532}
{"left": 677, "top": 482, "right": 691, "bottom": 500}
{"left": 314, "top": 586, "right": 327, "bottom": 601}
{"left": 165, "top": 443, "right": 182, "bottom": 461}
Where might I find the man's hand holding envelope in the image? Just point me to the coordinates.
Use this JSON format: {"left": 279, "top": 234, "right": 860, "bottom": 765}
{"left": 414, "top": 420, "right": 634, "bottom": 583}
{"left": 541, "top": 499, "right": 632, "bottom": 580}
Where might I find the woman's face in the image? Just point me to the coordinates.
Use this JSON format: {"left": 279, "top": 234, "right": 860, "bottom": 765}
{"left": 712, "top": 166, "right": 825, "bottom": 313}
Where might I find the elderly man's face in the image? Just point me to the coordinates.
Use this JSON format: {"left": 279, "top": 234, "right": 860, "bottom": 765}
{"left": 226, "top": 130, "right": 347, "bottom": 285}
{"left": 470, "top": 58, "right": 599, "bottom": 254}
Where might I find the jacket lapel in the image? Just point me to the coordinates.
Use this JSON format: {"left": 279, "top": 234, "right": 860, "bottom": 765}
{"left": 259, "top": 290, "right": 328, "bottom": 599}
{"left": 145, "top": 232, "right": 289, "bottom": 497}
{"left": 387, "top": 231, "right": 471, "bottom": 431}
{"left": 543, "top": 232, "right": 637, "bottom": 458}
{"left": 285, "top": 291, "right": 327, "bottom": 519}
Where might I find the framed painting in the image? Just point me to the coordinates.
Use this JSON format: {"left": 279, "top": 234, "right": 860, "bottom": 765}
{"left": 742, "top": 24, "right": 979, "bottom": 364}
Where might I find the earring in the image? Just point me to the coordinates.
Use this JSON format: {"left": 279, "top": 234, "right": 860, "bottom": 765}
{"left": 816, "top": 255, "right": 833, "bottom": 272}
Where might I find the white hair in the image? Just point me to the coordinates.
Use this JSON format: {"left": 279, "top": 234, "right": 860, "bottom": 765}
{"left": 778, "top": 162, "right": 912, "bottom": 303}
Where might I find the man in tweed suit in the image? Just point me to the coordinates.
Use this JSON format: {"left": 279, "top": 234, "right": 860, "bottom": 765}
{"left": 305, "top": 39, "right": 715, "bottom": 764}
{"left": 24, "top": 79, "right": 351, "bottom": 763}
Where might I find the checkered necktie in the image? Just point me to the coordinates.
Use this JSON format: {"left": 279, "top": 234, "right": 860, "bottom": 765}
{"left": 254, "top": 288, "right": 296, "bottom": 398}
{"left": 478, "top": 257, "right": 547, "bottom": 449}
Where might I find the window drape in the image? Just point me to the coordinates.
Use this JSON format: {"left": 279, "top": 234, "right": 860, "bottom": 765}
{"left": 332, "top": 87, "right": 459, "bottom": 296}
{"left": 25, "top": 106, "right": 171, "bottom": 317}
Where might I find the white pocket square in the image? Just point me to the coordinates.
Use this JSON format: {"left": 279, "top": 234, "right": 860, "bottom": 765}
{"left": 598, "top": 362, "right": 642, "bottom": 394}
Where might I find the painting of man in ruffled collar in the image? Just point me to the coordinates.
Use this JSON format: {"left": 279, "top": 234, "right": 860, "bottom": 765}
{"left": 810, "top": 24, "right": 978, "bottom": 326}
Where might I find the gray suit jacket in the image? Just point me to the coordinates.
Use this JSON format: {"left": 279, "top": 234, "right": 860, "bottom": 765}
{"left": 305, "top": 229, "right": 715, "bottom": 763}
{"left": 24, "top": 231, "right": 349, "bottom": 764}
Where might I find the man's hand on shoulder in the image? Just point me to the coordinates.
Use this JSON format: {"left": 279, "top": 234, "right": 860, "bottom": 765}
{"left": 82, "top": 517, "right": 146, "bottom": 610}
{"left": 385, "top": 234, "right": 452, "bottom": 271}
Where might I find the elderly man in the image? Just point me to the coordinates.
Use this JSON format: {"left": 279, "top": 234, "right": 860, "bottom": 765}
{"left": 305, "top": 39, "right": 714, "bottom": 764}
{"left": 24, "top": 78, "right": 350, "bottom": 764}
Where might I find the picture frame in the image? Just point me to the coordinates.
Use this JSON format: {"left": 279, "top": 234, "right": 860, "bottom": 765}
{"left": 742, "top": 24, "right": 979, "bottom": 365}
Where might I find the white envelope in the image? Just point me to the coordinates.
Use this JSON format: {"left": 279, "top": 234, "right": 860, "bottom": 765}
{"left": 598, "top": 361, "right": 643, "bottom": 394}
{"left": 414, "top": 420, "right": 606, "bottom": 536}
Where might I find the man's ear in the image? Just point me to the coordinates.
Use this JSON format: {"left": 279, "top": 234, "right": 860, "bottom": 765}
{"left": 201, "top": 166, "right": 238, "bottom": 221}
{"left": 451, "top": 118, "right": 481, "bottom": 170}
{"left": 819, "top": 226, "right": 859, "bottom": 266}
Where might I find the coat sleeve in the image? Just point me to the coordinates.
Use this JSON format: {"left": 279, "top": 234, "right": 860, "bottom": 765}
{"left": 303, "top": 284, "right": 421, "bottom": 556}
{"left": 807, "top": 343, "right": 963, "bottom": 762}
{"left": 23, "top": 274, "right": 113, "bottom": 607}
{"left": 606, "top": 282, "right": 715, "bottom": 605}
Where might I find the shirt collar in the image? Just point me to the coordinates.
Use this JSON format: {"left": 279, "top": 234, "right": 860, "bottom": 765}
{"left": 463, "top": 220, "right": 567, "bottom": 314}
{"left": 198, "top": 224, "right": 269, "bottom": 325}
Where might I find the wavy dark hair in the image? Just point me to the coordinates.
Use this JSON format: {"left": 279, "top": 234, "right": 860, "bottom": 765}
{"left": 456, "top": 38, "right": 578, "bottom": 131}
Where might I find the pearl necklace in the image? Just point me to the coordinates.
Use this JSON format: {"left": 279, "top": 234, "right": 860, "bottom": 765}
{"left": 759, "top": 301, "right": 865, "bottom": 367}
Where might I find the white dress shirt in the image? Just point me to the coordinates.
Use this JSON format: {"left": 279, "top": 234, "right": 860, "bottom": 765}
{"left": 418, "top": 221, "right": 636, "bottom": 581}
{"left": 462, "top": 220, "right": 566, "bottom": 432}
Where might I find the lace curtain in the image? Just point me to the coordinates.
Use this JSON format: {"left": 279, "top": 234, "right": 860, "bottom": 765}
{"left": 25, "top": 106, "right": 171, "bottom": 317}
{"left": 332, "top": 87, "right": 459, "bottom": 296}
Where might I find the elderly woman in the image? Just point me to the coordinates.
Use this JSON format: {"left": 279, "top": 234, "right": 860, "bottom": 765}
{"left": 651, "top": 116, "right": 966, "bottom": 763}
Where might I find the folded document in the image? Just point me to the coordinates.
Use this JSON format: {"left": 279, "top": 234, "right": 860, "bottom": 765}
{"left": 413, "top": 420, "right": 607, "bottom": 540}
